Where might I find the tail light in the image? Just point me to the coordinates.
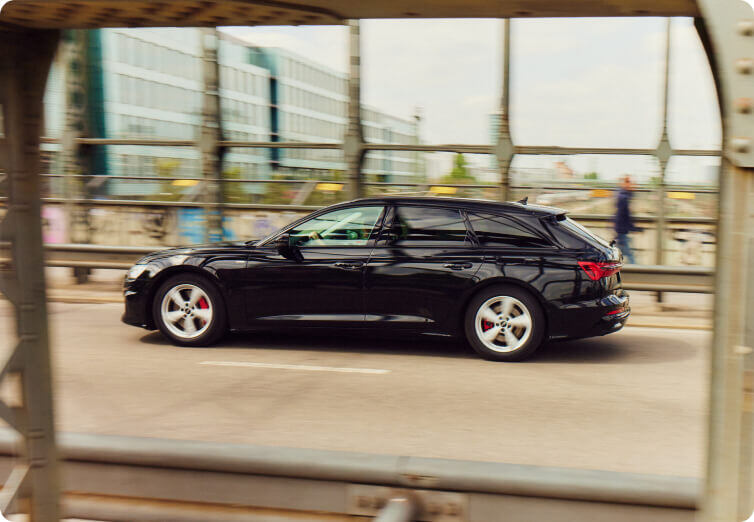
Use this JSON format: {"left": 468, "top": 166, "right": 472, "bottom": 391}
{"left": 578, "top": 261, "right": 622, "bottom": 281}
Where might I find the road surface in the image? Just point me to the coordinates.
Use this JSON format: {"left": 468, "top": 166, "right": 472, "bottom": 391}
{"left": 0, "top": 301, "right": 708, "bottom": 478}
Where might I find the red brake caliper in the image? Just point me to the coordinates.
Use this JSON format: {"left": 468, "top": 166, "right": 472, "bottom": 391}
{"left": 197, "top": 297, "right": 209, "bottom": 325}
{"left": 481, "top": 320, "right": 494, "bottom": 332}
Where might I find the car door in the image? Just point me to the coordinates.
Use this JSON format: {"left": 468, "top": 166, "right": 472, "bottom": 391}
{"left": 243, "top": 205, "right": 385, "bottom": 326}
{"left": 363, "top": 204, "right": 484, "bottom": 330}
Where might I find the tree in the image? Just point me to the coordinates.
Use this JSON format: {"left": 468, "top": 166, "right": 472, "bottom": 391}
{"left": 441, "top": 153, "right": 476, "bottom": 184}
{"left": 223, "top": 166, "right": 247, "bottom": 203}
{"left": 584, "top": 172, "right": 599, "bottom": 181}
{"left": 152, "top": 158, "right": 184, "bottom": 202}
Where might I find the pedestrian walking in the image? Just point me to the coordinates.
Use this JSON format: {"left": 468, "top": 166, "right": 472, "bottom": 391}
{"left": 614, "top": 175, "right": 640, "bottom": 264}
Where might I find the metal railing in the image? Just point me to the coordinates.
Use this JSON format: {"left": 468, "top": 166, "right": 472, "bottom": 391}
{"left": 0, "top": 428, "right": 699, "bottom": 521}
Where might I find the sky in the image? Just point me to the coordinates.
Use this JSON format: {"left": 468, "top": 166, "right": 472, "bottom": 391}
{"left": 224, "top": 17, "right": 722, "bottom": 184}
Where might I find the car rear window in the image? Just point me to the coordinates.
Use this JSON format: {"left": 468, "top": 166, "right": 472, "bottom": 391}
{"left": 467, "top": 213, "right": 551, "bottom": 248}
{"left": 557, "top": 216, "right": 612, "bottom": 249}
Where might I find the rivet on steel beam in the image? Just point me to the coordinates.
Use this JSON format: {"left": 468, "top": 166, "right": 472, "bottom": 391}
{"left": 427, "top": 502, "right": 442, "bottom": 515}
{"left": 446, "top": 502, "right": 461, "bottom": 515}
{"left": 735, "top": 58, "right": 754, "bottom": 74}
{"left": 735, "top": 98, "right": 753, "bottom": 113}
{"left": 738, "top": 20, "right": 754, "bottom": 36}
{"left": 730, "top": 137, "right": 751, "bottom": 153}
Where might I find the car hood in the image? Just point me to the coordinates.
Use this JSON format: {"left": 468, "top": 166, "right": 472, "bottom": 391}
{"left": 136, "top": 241, "right": 255, "bottom": 264}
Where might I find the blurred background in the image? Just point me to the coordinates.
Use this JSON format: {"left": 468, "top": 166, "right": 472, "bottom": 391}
{"left": 0, "top": 17, "right": 721, "bottom": 267}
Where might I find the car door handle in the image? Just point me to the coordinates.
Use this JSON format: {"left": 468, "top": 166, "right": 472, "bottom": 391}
{"left": 334, "top": 261, "right": 364, "bottom": 270}
{"left": 444, "top": 262, "right": 473, "bottom": 270}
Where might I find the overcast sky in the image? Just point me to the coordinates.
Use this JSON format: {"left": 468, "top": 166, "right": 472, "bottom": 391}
{"left": 224, "top": 18, "right": 721, "bottom": 183}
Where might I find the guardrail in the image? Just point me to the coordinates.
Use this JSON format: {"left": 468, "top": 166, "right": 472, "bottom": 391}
{"left": 2, "top": 243, "right": 718, "bottom": 293}
{"left": 0, "top": 428, "right": 699, "bottom": 521}
{"left": 619, "top": 264, "right": 715, "bottom": 293}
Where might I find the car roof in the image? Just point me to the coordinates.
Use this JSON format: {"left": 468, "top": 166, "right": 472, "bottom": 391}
{"left": 346, "top": 196, "right": 565, "bottom": 216}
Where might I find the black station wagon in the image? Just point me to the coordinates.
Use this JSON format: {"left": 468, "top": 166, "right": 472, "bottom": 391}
{"left": 123, "top": 196, "right": 630, "bottom": 361}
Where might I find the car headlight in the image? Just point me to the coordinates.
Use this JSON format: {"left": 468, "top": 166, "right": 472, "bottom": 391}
{"left": 126, "top": 264, "right": 149, "bottom": 280}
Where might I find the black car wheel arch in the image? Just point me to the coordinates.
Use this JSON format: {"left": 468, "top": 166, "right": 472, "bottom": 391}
{"left": 152, "top": 272, "right": 228, "bottom": 346}
{"left": 464, "top": 284, "right": 546, "bottom": 362}
{"left": 142, "top": 266, "right": 225, "bottom": 329}
{"left": 457, "top": 278, "right": 550, "bottom": 336}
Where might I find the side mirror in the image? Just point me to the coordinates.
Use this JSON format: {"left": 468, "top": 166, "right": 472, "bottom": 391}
{"left": 276, "top": 233, "right": 302, "bottom": 262}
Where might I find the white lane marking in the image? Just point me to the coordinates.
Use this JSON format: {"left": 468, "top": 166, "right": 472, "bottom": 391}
{"left": 200, "top": 360, "right": 391, "bottom": 375}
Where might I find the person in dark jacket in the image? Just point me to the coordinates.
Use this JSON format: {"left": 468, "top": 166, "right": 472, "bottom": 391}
{"left": 614, "top": 175, "right": 639, "bottom": 264}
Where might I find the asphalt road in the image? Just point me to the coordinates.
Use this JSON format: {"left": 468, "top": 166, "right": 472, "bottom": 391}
{"left": 0, "top": 301, "right": 708, "bottom": 478}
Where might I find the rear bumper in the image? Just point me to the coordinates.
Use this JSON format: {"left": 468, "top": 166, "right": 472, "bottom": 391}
{"left": 593, "top": 307, "right": 630, "bottom": 336}
{"left": 550, "top": 291, "right": 630, "bottom": 340}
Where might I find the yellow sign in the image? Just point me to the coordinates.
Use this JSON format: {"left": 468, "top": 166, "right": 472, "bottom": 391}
{"left": 172, "top": 179, "right": 200, "bottom": 187}
{"left": 315, "top": 183, "right": 343, "bottom": 192}
{"left": 430, "top": 186, "right": 457, "bottom": 195}
{"left": 668, "top": 191, "right": 695, "bottom": 200}
{"left": 590, "top": 189, "right": 611, "bottom": 198}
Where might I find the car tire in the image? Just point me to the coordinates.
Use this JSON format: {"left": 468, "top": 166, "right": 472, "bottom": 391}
{"left": 152, "top": 273, "right": 228, "bottom": 347}
{"left": 464, "top": 285, "right": 545, "bottom": 361}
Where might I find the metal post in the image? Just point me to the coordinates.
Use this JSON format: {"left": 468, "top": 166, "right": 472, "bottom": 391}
{"left": 702, "top": 159, "right": 753, "bottom": 522}
{"left": 413, "top": 110, "right": 422, "bottom": 183}
{"left": 344, "top": 20, "right": 364, "bottom": 200}
{"left": 0, "top": 29, "right": 62, "bottom": 521}
{"left": 61, "top": 29, "right": 91, "bottom": 282}
{"left": 741, "top": 232, "right": 754, "bottom": 521}
{"left": 656, "top": 18, "right": 672, "bottom": 258}
{"left": 695, "top": 1, "right": 754, "bottom": 520}
{"left": 654, "top": 18, "right": 672, "bottom": 299}
{"left": 496, "top": 19, "right": 513, "bottom": 203}
{"left": 200, "top": 28, "right": 224, "bottom": 243}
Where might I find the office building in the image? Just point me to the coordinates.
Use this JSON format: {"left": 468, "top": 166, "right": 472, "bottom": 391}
{"left": 40, "top": 28, "right": 421, "bottom": 197}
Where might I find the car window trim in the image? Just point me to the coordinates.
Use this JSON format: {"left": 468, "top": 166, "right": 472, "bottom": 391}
{"left": 373, "top": 205, "right": 396, "bottom": 246}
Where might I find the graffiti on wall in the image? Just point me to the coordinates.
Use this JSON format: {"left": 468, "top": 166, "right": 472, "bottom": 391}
{"left": 41, "top": 206, "right": 66, "bottom": 243}
{"left": 40, "top": 204, "right": 306, "bottom": 247}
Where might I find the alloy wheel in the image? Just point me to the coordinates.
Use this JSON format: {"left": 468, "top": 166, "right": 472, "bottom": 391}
{"left": 474, "top": 295, "right": 533, "bottom": 353}
{"left": 160, "top": 283, "right": 213, "bottom": 340}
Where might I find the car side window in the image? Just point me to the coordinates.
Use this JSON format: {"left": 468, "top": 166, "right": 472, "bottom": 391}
{"left": 467, "top": 212, "right": 552, "bottom": 248}
{"left": 384, "top": 206, "right": 470, "bottom": 247}
{"left": 289, "top": 206, "right": 384, "bottom": 247}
